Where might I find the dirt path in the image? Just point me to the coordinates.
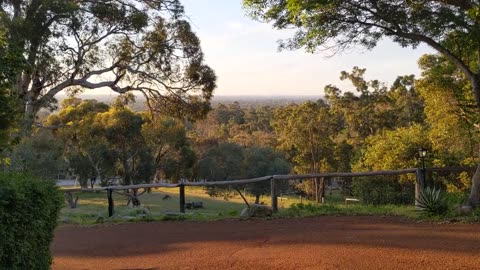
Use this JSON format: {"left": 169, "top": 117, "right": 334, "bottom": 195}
{"left": 52, "top": 216, "right": 480, "bottom": 270}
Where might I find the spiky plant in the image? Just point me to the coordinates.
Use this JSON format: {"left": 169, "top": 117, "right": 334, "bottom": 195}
{"left": 416, "top": 187, "right": 447, "bottom": 215}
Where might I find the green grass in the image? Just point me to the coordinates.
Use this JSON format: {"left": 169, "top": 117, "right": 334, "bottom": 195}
{"left": 60, "top": 186, "right": 305, "bottom": 224}
{"left": 59, "top": 187, "right": 480, "bottom": 225}
{"left": 281, "top": 202, "right": 417, "bottom": 219}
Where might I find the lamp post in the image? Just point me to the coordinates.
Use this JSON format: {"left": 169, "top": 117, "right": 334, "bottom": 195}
{"left": 418, "top": 147, "right": 428, "bottom": 186}
{"left": 415, "top": 147, "right": 428, "bottom": 208}
{"left": 418, "top": 147, "right": 427, "bottom": 169}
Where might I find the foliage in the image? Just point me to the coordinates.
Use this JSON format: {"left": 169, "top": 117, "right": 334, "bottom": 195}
{"left": 0, "top": 88, "right": 17, "bottom": 150}
{"left": 273, "top": 101, "right": 336, "bottom": 174}
{"left": 195, "top": 142, "right": 245, "bottom": 198}
{"left": 1, "top": 0, "right": 216, "bottom": 122}
{"left": 283, "top": 203, "right": 415, "bottom": 219}
{"left": 195, "top": 143, "right": 291, "bottom": 201}
{"left": 416, "top": 187, "right": 448, "bottom": 215}
{"left": 94, "top": 103, "right": 154, "bottom": 185}
{"left": 351, "top": 177, "right": 414, "bottom": 205}
{"left": 46, "top": 98, "right": 156, "bottom": 186}
{"left": 0, "top": 173, "right": 63, "bottom": 269}
{"left": 244, "top": 0, "right": 480, "bottom": 205}
{"left": 6, "top": 129, "right": 65, "bottom": 179}
{"left": 243, "top": 147, "right": 291, "bottom": 202}
{"left": 416, "top": 54, "right": 480, "bottom": 165}
{"left": 196, "top": 142, "right": 245, "bottom": 182}
{"left": 358, "top": 124, "right": 428, "bottom": 172}
{"left": 244, "top": 0, "right": 479, "bottom": 53}
{"left": 45, "top": 98, "right": 113, "bottom": 186}
{"left": 142, "top": 113, "right": 196, "bottom": 182}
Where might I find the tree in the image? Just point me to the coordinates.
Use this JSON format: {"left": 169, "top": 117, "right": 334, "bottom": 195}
{"left": 273, "top": 101, "right": 336, "bottom": 174}
{"left": 358, "top": 124, "right": 428, "bottom": 172}
{"left": 1, "top": 0, "right": 216, "bottom": 125}
{"left": 45, "top": 98, "right": 114, "bottom": 187}
{"left": 325, "top": 67, "right": 394, "bottom": 145}
{"left": 195, "top": 142, "right": 245, "bottom": 198}
{"left": 273, "top": 101, "right": 336, "bottom": 199}
{"left": 0, "top": 27, "right": 18, "bottom": 150}
{"left": 94, "top": 102, "right": 154, "bottom": 185}
{"left": 324, "top": 68, "right": 425, "bottom": 168}
{"left": 416, "top": 54, "right": 480, "bottom": 166}
{"left": 142, "top": 113, "right": 196, "bottom": 182}
{"left": 244, "top": 0, "right": 480, "bottom": 206}
{"left": 243, "top": 147, "right": 291, "bottom": 204}
{"left": 6, "top": 129, "right": 65, "bottom": 180}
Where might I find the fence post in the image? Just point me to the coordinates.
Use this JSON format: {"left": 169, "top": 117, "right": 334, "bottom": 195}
{"left": 107, "top": 188, "right": 114, "bottom": 217}
{"left": 320, "top": 177, "right": 325, "bottom": 204}
{"left": 179, "top": 183, "right": 185, "bottom": 213}
{"left": 415, "top": 168, "right": 425, "bottom": 207}
{"left": 271, "top": 177, "right": 278, "bottom": 213}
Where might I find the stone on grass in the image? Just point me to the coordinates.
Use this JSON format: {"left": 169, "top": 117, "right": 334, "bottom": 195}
{"left": 457, "top": 205, "right": 473, "bottom": 215}
{"left": 240, "top": 204, "right": 273, "bottom": 218}
{"left": 163, "top": 210, "right": 185, "bottom": 217}
{"left": 95, "top": 215, "right": 104, "bottom": 224}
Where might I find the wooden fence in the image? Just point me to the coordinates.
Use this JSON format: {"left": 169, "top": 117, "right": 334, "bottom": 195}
{"left": 62, "top": 167, "right": 475, "bottom": 217}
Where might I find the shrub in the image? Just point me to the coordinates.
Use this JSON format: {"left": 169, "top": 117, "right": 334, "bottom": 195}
{"left": 351, "top": 177, "right": 414, "bottom": 205}
{"left": 0, "top": 173, "right": 63, "bottom": 269}
{"left": 444, "top": 191, "right": 468, "bottom": 207}
{"left": 416, "top": 187, "right": 448, "bottom": 215}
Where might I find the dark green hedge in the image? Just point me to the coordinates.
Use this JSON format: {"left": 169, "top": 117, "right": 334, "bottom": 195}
{"left": 0, "top": 173, "right": 63, "bottom": 269}
{"left": 352, "top": 176, "right": 414, "bottom": 205}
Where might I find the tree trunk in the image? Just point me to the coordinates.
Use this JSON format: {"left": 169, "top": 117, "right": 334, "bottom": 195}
{"left": 255, "top": 194, "right": 260, "bottom": 204}
{"left": 468, "top": 162, "right": 480, "bottom": 206}
{"left": 467, "top": 78, "right": 480, "bottom": 206}
{"left": 319, "top": 177, "right": 325, "bottom": 204}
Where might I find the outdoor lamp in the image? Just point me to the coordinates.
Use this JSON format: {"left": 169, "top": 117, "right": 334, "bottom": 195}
{"left": 418, "top": 147, "right": 427, "bottom": 159}
{"left": 418, "top": 147, "right": 427, "bottom": 170}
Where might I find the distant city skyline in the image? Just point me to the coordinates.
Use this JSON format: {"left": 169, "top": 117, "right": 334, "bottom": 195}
{"left": 181, "top": 0, "right": 435, "bottom": 96}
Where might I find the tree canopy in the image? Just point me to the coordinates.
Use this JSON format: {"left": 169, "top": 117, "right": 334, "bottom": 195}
{"left": 1, "top": 0, "right": 216, "bottom": 123}
{"left": 244, "top": 0, "right": 480, "bottom": 206}
{"left": 244, "top": 0, "right": 480, "bottom": 104}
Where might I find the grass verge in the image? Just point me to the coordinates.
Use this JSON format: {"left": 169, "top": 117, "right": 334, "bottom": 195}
{"left": 59, "top": 187, "right": 480, "bottom": 225}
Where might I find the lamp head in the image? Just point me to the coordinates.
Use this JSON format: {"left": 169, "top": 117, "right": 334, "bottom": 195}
{"left": 418, "top": 147, "right": 427, "bottom": 158}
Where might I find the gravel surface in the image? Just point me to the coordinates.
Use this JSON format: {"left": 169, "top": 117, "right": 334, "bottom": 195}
{"left": 52, "top": 216, "right": 480, "bottom": 270}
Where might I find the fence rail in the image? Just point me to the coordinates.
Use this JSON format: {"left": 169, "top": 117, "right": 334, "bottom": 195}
{"left": 61, "top": 166, "right": 474, "bottom": 217}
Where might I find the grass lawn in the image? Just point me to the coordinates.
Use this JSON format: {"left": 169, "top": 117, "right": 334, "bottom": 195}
{"left": 60, "top": 187, "right": 424, "bottom": 224}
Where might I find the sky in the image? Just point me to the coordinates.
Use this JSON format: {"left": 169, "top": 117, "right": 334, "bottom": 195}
{"left": 181, "top": 0, "right": 436, "bottom": 96}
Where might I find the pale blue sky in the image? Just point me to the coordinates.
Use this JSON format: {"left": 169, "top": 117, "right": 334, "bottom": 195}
{"left": 181, "top": 0, "right": 435, "bottom": 96}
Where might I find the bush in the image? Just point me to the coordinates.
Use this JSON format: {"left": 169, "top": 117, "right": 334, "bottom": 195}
{"left": 0, "top": 173, "right": 63, "bottom": 269}
{"left": 351, "top": 177, "right": 414, "bottom": 205}
{"left": 416, "top": 187, "right": 448, "bottom": 215}
{"left": 444, "top": 191, "right": 468, "bottom": 207}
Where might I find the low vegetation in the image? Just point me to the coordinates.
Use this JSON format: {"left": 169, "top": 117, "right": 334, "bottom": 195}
{"left": 0, "top": 173, "right": 63, "bottom": 269}
{"left": 59, "top": 186, "right": 480, "bottom": 225}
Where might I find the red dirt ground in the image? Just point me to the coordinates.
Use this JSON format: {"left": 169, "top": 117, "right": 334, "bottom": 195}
{"left": 52, "top": 216, "right": 480, "bottom": 270}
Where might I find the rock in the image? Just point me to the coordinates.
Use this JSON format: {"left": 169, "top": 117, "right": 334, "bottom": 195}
{"left": 95, "top": 216, "right": 104, "bottom": 224}
{"left": 162, "top": 211, "right": 186, "bottom": 221}
{"left": 457, "top": 205, "right": 474, "bottom": 215}
{"left": 163, "top": 210, "right": 185, "bottom": 217}
{"left": 192, "top": 201, "right": 203, "bottom": 209}
{"left": 240, "top": 208, "right": 249, "bottom": 217}
{"left": 185, "top": 202, "right": 193, "bottom": 209}
{"left": 240, "top": 204, "right": 273, "bottom": 218}
{"left": 185, "top": 201, "right": 204, "bottom": 209}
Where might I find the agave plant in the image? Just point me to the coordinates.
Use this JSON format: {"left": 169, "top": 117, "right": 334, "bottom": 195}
{"left": 416, "top": 187, "right": 447, "bottom": 214}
